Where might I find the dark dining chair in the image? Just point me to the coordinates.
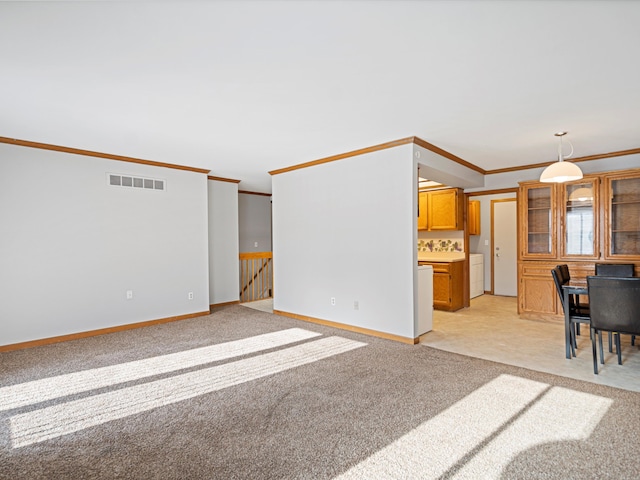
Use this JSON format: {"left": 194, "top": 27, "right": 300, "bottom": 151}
{"left": 552, "top": 267, "right": 590, "bottom": 357}
{"left": 587, "top": 276, "right": 640, "bottom": 374}
{"left": 558, "top": 264, "right": 570, "bottom": 282}
{"left": 556, "top": 264, "right": 589, "bottom": 335}
{"left": 595, "top": 263, "right": 636, "bottom": 347}
{"left": 595, "top": 263, "right": 635, "bottom": 277}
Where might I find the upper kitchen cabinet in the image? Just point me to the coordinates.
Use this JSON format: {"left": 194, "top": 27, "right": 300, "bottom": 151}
{"left": 604, "top": 170, "right": 640, "bottom": 259}
{"left": 417, "top": 188, "right": 463, "bottom": 231}
{"left": 559, "top": 176, "right": 599, "bottom": 260}
{"left": 468, "top": 200, "right": 481, "bottom": 235}
{"left": 519, "top": 182, "right": 557, "bottom": 259}
{"left": 426, "top": 188, "right": 464, "bottom": 231}
{"left": 417, "top": 191, "right": 428, "bottom": 231}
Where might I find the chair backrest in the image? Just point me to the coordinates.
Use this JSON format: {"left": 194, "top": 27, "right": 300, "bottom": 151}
{"left": 587, "top": 276, "right": 640, "bottom": 335}
{"left": 551, "top": 267, "right": 567, "bottom": 312}
{"left": 595, "top": 263, "right": 635, "bottom": 277}
{"left": 557, "top": 264, "right": 570, "bottom": 282}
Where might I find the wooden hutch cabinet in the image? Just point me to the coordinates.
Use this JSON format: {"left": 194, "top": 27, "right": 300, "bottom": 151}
{"left": 518, "top": 168, "right": 640, "bottom": 318}
{"left": 520, "top": 183, "right": 557, "bottom": 259}
{"left": 604, "top": 172, "right": 640, "bottom": 259}
{"left": 559, "top": 176, "right": 600, "bottom": 260}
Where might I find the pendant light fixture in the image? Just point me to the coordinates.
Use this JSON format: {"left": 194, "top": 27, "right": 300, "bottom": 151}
{"left": 568, "top": 186, "right": 593, "bottom": 202}
{"left": 539, "top": 131, "right": 583, "bottom": 183}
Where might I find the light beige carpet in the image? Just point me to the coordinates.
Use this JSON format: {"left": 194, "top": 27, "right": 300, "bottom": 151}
{"left": 1, "top": 305, "right": 639, "bottom": 479}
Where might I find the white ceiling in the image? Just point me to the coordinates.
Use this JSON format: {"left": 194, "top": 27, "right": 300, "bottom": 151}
{"left": 2, "top": 1, "right": 639, "bottom": 193}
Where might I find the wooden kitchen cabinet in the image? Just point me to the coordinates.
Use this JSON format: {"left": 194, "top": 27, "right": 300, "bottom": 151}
{"left": 420, "top": 261, "right": 464, "bottom": 311}
{"left": 428, "top": 188, "right": 463, "bottom": 230}
{"left": 418, "top": 188, "right": 464, "bottom": 231}
{"left": 418, "top": 191, "right": 428, "bottom": 231}
{"left": 468, "top": 200, "right": 481, "bottom": 235}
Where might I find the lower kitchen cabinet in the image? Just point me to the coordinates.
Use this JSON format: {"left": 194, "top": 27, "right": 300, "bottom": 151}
{"left": 420, "top": 261, "right": 464, "bottom": 311}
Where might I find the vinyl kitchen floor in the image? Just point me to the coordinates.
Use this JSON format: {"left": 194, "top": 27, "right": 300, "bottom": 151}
{"left": 421, "top": 294, "right": 640, "bottom": 393}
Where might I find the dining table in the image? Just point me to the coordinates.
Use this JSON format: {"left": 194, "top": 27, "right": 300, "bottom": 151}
{"left": 561, "top": 280, "right": 588, "bottom": 359}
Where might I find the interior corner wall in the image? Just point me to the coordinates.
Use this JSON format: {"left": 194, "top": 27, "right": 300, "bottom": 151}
{"left": 208, "top": 180, "right": 240, "bottom": 305}
{"left": 238, "top": 193, "right": 272, "bottom": 253}
{"left": 272, "top": 144, "right": 416, "bottom": 339}
{"left": 0, "top": 144, "right": 210, "bottom": 347}
{"left": 415, "top": 144, "right": 484, "bottom": 189}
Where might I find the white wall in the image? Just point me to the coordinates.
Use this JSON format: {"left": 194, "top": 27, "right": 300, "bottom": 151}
{"left": 238, "top": 193, "right": 272, "bottom": 253}
{"left": 208, "top": 179, "right": 240, "bottom": 305}
{"left": 272, "top": 144, "right": 417, "bottom": 339}
{"left": 0, "top": 144, "right": 210, "bottom": 347}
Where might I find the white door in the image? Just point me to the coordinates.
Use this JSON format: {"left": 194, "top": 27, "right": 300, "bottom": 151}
{"left": 492, "top": 199, "right": 517, "bottom": 296}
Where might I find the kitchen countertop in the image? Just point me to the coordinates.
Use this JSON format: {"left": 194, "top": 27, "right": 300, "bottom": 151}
{"left": 418, "top": 252, "right": 466, "bottom": 263}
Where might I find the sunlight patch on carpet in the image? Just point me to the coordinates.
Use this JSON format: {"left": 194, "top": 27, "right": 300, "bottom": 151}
{"left": 335, "top": 374, "right": 612, "bottom": 479}
{"left": 0, "top": 328, "right": 321, "bottom": 412}
{"left": 9, "top": 336, "right": 366, "bottom": 448}
{"left": 451, "top": 385, "right": 612, "bottom": 479}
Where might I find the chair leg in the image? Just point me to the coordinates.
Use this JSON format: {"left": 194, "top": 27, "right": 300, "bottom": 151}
{"left": 608, "top": 332, "right": 613, "bottom": 353}
{"left": 632, "top": 335, "right": 636, "bottom": 347}
{"left": 616, "top": 334, "right": 622, "bottom": 365}
{"left": 598, "top": 332, "right": 605, "bottom": 364}
{"left": 576, "top": 322, "right": 581, "bottom": 336}
{"left": 570, "top": 323, "right": 576, "bottom": 357}
{"left": 592, "top": 328, "right": 598, "bottom": 375}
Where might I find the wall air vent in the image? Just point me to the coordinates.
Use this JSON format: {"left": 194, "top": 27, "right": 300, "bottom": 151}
{"left": 108, "top": 174, "right": 165, "bottom": 191}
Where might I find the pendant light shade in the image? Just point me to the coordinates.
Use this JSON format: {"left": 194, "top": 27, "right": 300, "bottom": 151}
{"left": 540, "top": 160, "right": 583, "bottom": 183}
{"left": 540, "top": 132, "right": 583, "bottom": 183}
{"left": 568, "top": 186, "right": 593, "bottom": 202}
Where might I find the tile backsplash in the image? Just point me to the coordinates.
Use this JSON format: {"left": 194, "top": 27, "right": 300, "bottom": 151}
{"left": 418, "top": 238, "right": 464, "bottom": 253}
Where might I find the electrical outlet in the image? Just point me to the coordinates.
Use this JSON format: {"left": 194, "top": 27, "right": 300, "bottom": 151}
{"left": 188, "top": 292, "right": 194, "bottom": 300}
{"left": 126, "top": 290, "right": 133, "bottom": 300}
{"left": 354, "top": 300, "right": 359, "bottom": 310}
{"left": 254, "top": 241, "right": 258, "bottom": 247}
{"left": 331, "top": 297, "right": 336, "bottom": 306}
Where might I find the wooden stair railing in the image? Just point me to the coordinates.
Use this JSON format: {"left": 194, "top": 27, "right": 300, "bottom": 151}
{"left": 239, "top": 252, "right": 273, "bottom": 302}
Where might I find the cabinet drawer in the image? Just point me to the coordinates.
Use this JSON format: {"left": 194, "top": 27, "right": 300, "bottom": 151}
{"left": 520, "top": 262, "right": 556, "bottom": 277}
{"left": 430, "top": 263, "right": 450, "bottom": 274}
